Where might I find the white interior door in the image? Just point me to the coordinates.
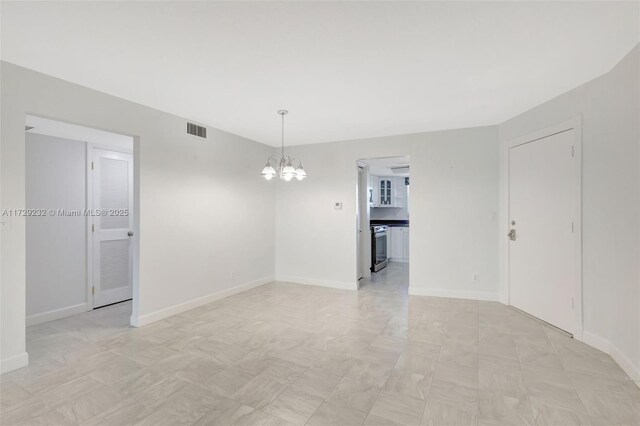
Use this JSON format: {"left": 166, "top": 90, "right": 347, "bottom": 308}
{"left": 92, "top": 148, "right": 133, "bottom": 308}
{"left": 509, "top": 129, "right": 579, "bottom": 334}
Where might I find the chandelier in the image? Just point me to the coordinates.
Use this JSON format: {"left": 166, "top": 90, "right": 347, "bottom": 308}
{"left": 261, "top": 110, "right": 307, "bottom": 181}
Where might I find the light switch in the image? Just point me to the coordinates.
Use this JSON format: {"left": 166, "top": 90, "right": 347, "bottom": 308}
{"left": 334, "top": 202, "right": 342, "bottom": 210}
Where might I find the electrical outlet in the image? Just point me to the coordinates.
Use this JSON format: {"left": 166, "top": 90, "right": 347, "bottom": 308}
{"left": 473, "top": 274, "right": 480, "bottom": 282}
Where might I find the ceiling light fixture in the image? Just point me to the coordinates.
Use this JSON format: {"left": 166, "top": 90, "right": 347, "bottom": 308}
{"left": 261, "top": 110, "right": 307, "bottom": 182}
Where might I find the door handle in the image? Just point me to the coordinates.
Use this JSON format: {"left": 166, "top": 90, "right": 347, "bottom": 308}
{"left": 128, "top": 231, "right": 134, "bottom": 237}
{"left": 508, "top": 229, "right": 516, "bottom": 241}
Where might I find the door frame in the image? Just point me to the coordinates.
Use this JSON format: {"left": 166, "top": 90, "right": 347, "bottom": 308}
{"left": 86, "top": 143, "right": 134, "bottom": 310}
{"left": 506, "top": 116, "right": 583, "bottom": 337}
{"left": 356, "top": 162, "right": 372, "bottom": 287}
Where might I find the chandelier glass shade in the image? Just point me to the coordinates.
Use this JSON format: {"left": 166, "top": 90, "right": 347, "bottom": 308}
{"left": 261, "top": 110, "right": 307, "bottom": 181}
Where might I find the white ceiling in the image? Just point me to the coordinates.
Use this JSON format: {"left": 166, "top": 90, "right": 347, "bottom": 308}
{"left": 2, "top": 2, "right": 639, "bottom": 147}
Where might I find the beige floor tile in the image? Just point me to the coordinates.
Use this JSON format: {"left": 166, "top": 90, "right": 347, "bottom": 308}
{"left": 172, "top": 355, "right": 226, "bottom": 389}
{"left": 307, "top": 399, "right": 369, "bottom": 426}
{"left": 0, "top": 394, "right": 51, "bottom": 425}
{"left": 263, "top": 386, "right": 324, "bottom": 424}
{"left": 34, "top": 375, "right": 103, "bottom": 406}
{"left": 291, "top": 366, "right": 343, "bottom": 398}
{"left": 0, "top": 381, "right": 33, "bottom": 412}
{"left": 368, "top": 390, "right": 426, "bottom": 426}
{"left": 532, "top": 403, "right": 592, "bottom": 426}
{"left": 133, "top": 375, "right": 191, "bottom": 408}
{"left": 477, "top": 390, "right": 534, "bottom": 426}
{"left": 135, "top": 409, "right": 193, "bottom": 426}
{"left": 421, "top": 398, "right": 477, "bottom": 426}
{"left": 365, "top": 412, "right": 405, "bottom": 425}
{"left": 20, "top": 366, "right": 82, "bottom": 395}
{"left": 194, "top": 401, "right": 258, "bottom": 425}
{"left": 87, "top": 354, "right": 143, "bottom": 384}
{"left": 80, "top": 398, "right": 155, "bottom": 426}
{"left": 206, "top": 365, "right": 259, "bottom": 397}
{"left": 187, "top": 337, "right": 250, "bottom": 367}
{"left": 110, "top": 366, "right": 170, "bottom": 396}
{"left": 262, "top": 358, "right": 308, "bottom": 384}
{"left": 3, "top": 408, "right": 76, "bottom": 426}
{"left": 383, "top": 368, "right": 431, "bottom": 400}
{"left": 157, "top": 383, "right": 229, "bottom": 424}
{"left": 7, "top": 281, "right": 638, "bottom": 426}
{"left": 54, "top": 384, "right": 126, "bottom": 423}
{"left": 576, "top": 389, "right": 640, "bottom": 425}
{"left": 244, "top": 410, "right": 297, "bottom": 426}
{"left": 233, "top": 371, "right": 290, "bottom": 409}
{"left": 525, "top": 376, "right": 587, "bottom": 414}
{"left": 478, "top": 367, "right": 527, "bottom": 398}
{"left": 328, "top": 376, "right": 383, "bottom": 414}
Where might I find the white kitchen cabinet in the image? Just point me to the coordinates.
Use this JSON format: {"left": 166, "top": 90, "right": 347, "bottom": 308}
{"left": 371, "top": 175, "right": 408, "bottom": 208}
{"left": 379, "top": 177, "right": 393, "bottom": 206}
{"left": 393, "top": 177, "right": 407, "bottom": 207}
{"left": 389, "top": 226, "right": 409, "bottom": 262}
{"left": 369, "top": 178, "right": 379, "bottom": 207}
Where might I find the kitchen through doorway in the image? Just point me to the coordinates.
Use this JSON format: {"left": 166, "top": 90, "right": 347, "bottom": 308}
{"left": 356, "top": 156, "right": 410, "bottom": 293}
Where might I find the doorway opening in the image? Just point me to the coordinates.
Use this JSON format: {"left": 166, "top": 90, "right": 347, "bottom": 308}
{"left": 25, "top": 115, "right": 136, "bottom": 335}
{"left": 356, "top": 156, "right": 410, "bottom": 293}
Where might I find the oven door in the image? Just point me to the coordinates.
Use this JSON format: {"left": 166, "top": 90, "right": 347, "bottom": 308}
{"left": 371, "top": 230, "right": 389, "bottom": 272}
{"left": 374, "top": 231, "right": 387, "bottom": 263}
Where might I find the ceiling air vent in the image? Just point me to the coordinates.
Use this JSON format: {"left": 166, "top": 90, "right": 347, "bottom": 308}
{"left": 187, "top": 122, "right": 207, "bottom": 138}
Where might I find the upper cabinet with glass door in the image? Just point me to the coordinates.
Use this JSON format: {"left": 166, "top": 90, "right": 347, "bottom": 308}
{"left": 379, "top": 178, "right": 393, "bottom": 206}
{"left": 371, "top": 176, "right": 407, "bottom": 208}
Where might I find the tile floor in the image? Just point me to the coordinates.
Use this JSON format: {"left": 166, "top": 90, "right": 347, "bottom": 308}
{"left": 1, "top": 282, "right": 639, "bottom": 425}
{"left": 359, "top": 262, "right": 409, "bottom": 294}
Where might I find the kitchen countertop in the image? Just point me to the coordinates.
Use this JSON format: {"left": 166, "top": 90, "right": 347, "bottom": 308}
{"left": 370, "top": 219, "right": 409, "bottom": 227}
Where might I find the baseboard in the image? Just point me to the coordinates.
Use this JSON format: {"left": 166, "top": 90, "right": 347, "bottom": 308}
{"left": 408, "top": 286, "right": 499, "bottom": 302}
{"left": 277, "top": 275, "right": 357, "bottom": 291}
{"left": 1, "top": 352, "right": 29, "bottom": 374}
{"left": 26, "top": 303, "right": 88, "bottom": 326}
{"left": 130, "top": 275, "right": 274, "bottom": 327}
{"left": 581, "top": 330, "right": 640, "bottom": 387}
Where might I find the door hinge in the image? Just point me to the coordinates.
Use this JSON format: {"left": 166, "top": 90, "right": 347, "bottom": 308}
{"left": 91, "top": 161, "right": 94, "bottom": 170}
{"left": 571, "top": 221, "right": 574, "bottom": 233}
{"left": 92, "top": 286, "right": 95, "bottom": 295}
{"left": 572, "top": 298, "right": 575, "bottom": 309}
{"left": 92, "top": 224, "right": 95, "bottom": 232}
{"left": 571, "top": 146, "right": 575, "bottom": 158}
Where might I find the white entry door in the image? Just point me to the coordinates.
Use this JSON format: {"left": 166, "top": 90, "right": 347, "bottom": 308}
{"left": 92, "top": 148, "right": 134, "bottom": 308}
{"left": 509, "top": 128, "right": 580, "bottom": 334}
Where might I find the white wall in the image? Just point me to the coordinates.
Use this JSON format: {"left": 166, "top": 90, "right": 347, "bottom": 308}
{"left": 498, "top": 45, "right": 640, "bottom": 379}
{"left": 275, "top": 126, "right": 499, "bottom": 299}
{"left": 26, "top": 134, "right": 87, "bottom": 324}
{"left": 1, "top": 61, "right": 275, "bottom": 373}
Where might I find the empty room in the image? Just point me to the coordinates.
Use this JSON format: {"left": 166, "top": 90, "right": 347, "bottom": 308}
{"left": 1, "top": 1, "right": 639, "bottom": 425}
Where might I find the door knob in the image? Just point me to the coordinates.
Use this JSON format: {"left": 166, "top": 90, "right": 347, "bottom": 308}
{"left": 127, "top": 231, "right": 134, "bottom": 237}
{"left": 508, "top": 229, "right": 516, "bottom": 241}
